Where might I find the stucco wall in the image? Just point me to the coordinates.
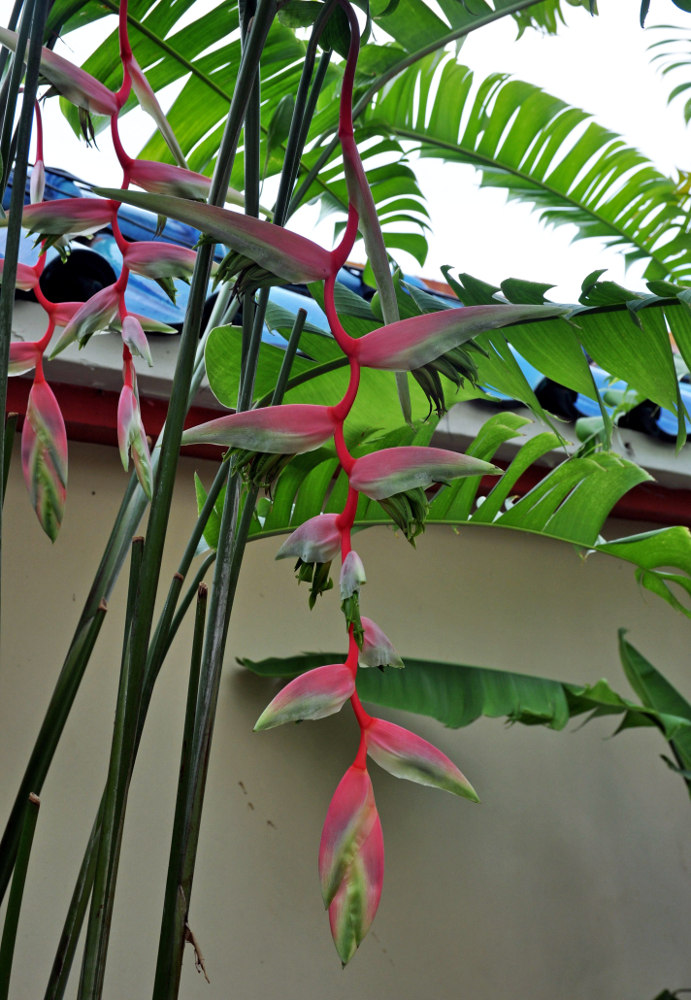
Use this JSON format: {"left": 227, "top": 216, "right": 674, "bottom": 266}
{"left": 1, "top": 440, "right": 689, "bottom": 999}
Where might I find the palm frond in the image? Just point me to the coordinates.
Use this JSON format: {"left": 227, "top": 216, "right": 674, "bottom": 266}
{"left": 366, "top": 55, "right": 689, "bottom": 280}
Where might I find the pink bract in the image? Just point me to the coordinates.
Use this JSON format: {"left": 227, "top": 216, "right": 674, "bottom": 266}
{"left": 8, "top": 341, "right": 41, "bottom": 377}
{"left": 0, "top": 27, "right": 118, "bottom": 116}
{"left": 123, "top": 241, "right": 200, "bottom": 280}
{"left": 127, "top": 160, "right": 211, "bottom": 201}
{"left": 21, "top": 378, "right": 68, "bottom": 541}
{"left": 21, "top": 198, "right": 115, "bottom": 238}
{"left": 349, "top": 446, "right": 501, "bottom": 500}
{"left": 357, "top": 302, "right": 569, "bottom": 372}
{"left": 181, "top": 404, "right": 336, "bottom": 453}
{"left": 328, "top": 809, "right": 384, "bottom": 966}
{"left": 275, "top": 514, "right": 342, "bottom": 564}
{"left": 366, "top": 718, "right": 479, "bottom": 801}
{"left": 318, "top": 765, "right": 378, "bottom": 908}
{"left": 1, "top": 261, "right": 39, "bottom": 292}
{"left": 253, "top": 663, "right": 355, "bottom": 731}
{"left": 117, "top": 384, "right": 153, "bottom": 499}
{"left": 94, "top": 187, "right": 334, "bottom": 284}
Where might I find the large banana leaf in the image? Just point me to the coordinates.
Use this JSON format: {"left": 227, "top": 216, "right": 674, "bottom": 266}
{"left": 43, "top": 0, "right": 596, "bottom": 263}
{"left": 364, "top": 54, "right": 689, "bottom": 281}
{"left": 239, "top": 636, "right": 691, "bottom": 796}
{"left": 190, "top": 402, "right": 691, "bottom": 617}
{"left": 203, "top": 267, "right": 691, "bottom": 429}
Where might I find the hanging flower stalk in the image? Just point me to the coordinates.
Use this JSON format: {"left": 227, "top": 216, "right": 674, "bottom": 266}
{"left": 1, "top": 0, "right": 211, "bottom": 534}
{"left": 178, "top": 0, "right": 514, "bottom": 965}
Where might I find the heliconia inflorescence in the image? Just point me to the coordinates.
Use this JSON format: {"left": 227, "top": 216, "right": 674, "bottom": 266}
{"left": 0, "top": 0, "right": 197, "bottom": 534}
{"left": 231, "top": 0, "right": 494, "bottom": 966}
{"left": 1, "top": 0, "right": 546, "bottom": 963}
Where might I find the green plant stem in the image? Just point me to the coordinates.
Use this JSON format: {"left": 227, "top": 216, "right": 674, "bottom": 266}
{"left": 0, "top": 289, "right": 235, "bottom": 915}
{"left": 287, "top": 0, "right": 548, "bottom": 218}
{"left": 0, "top": 794, "right": 40, "bottom": 1000}
{"left": 75, "top": 5, "right": 277, "bottom": 995}
{"left": 151, "top": 583, "right": 208, "bottom": 999}
{"left": 78, "top": 538, "right": 144, "bottom": 1000}
{"left": 272, "top": 308, "right": 307, "bottom": 403}
{"left": 0, "top": 0, "right": 48, "bottom": 625}
{"left": 43, "top": 805, "right": 101, "bottom": 1000}
{"left": 162, "top": 554, "right": 217, "bottom": 664}
{"left": 272, "top": 1, "right": 337, "bottom": 226}
{"left": 0, "top": 601, "right": 107, "bottom": 903}
{"left": 2, "top": 414, "right": 17, "bottom": 506}
{"left": 151, "top": 477, "right": 256, "bottom": 1000}
{"left": 0, "top": 0, "right": 31, "bottom": 196}
{"left": 152, "top": 261, "right": 297, "bottom": 997}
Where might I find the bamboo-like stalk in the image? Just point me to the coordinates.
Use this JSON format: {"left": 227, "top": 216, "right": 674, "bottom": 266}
{"left": 0, "top": 0, "right": 48, "bottom": 624}
{"left": 0, "top": 0, "right": 25, "bottom": 92}
{"left": 0, "top": 794, "right": 40, "bottom": 1000}
{"left": 2, "top": 414, "right": 17, "bottom": 506}
{"left": 77, "top": 538, "right": 144, "bottom": 1000}
{"left": 43, "top": 804, "right": 101, "bottom": 1000}
{"left": 0, "top": 602, "right": 107, "bottom": 900}
{"left": 151, "top": 583, "right": 208, "bottom": 999}
{"left": 74, "top": 5, "right": 278, "bottom": 995}
{"left": 151, "top": 292, "right": 307, "bottom": 1000}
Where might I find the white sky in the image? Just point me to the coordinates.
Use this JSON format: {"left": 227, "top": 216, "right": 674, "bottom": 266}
{"left": 41, "top": 0, "right": 691, "bottom": 301}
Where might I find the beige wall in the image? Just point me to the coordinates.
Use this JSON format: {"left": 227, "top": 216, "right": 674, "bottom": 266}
{"left": 1, "top": 440, "right": 689, "bottom": 999}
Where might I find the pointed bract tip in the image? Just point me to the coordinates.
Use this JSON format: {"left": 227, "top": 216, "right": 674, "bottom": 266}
{"left": 253, "top": 663, "right": 354, "bottom": 731}
{"left": 181, "top": 404, "right": 335, "bottom": 454}
{"left": 350, "top": 446, "right": 501, "bottom": 501}
{"left": 339, "top": 550, "right": 366, "bottom": 599}
{"left": 275, "top": 514, "right": 341, "bottom": 563}
{"left": 360, "top": 617, "right": 403, "bottom": 669}
{"left": 367, "top": 718, "right": 479, "bottom": 801}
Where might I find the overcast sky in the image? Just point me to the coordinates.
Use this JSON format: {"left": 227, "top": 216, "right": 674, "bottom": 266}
{"left": 42, "top": 0, "right": 691, "bottom": 301}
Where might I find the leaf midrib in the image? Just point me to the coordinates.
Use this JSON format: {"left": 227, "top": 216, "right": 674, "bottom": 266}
{"left": 391, "top": 124, "right": 679, "bottom": 277}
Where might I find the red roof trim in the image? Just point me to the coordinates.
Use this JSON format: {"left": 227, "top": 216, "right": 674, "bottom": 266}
{"left": 7, "top": 378, "right": 690, "bottom": 528}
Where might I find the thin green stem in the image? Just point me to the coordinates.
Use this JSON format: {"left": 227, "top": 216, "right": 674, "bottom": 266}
{"left": 78, "top": 538, "right": 144, "bottom": 1000}
{"left": 151, "top": 584, "right": 208, "bottom": 1000}
{"left": 289, "top": 0, "right": 545, "bottom": 219}
{"left": 0, "top": 602, "right": 107, "bottom": 903}
{"left": 2, "top": 414, "right": 17, "bottom": 506}
{"left": 43, "top": 804, "right": 101, "bottom": 1000}
{"left": 273, "top": 0, "right": 338, "bottom": 226}
{"left": 0, "top": 794, "right": 40, "bottom": 1000}
{"left": 75, "top": 5, "right": 277, "bottom": 994}
{"left": 0, "top": 0, "right": 31, "bottom": 196}
{"left": 0, "top": 0, "right": 48, "bottom": 625}
{"left": 163, "top": 553, "right": 217, "bottom": 665}
{"left": 272, "top": 308, "right": 307, "bottom": 403}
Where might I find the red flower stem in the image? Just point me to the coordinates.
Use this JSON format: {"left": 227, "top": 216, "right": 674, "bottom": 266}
{"left": 33, "top": 99, "right": 43, "bottom": 162}
{"left": 115, "top": 265, "right": 130, "bottom": 295}
{"left": 323, "top": 273, "right": 356, "bottom": 354}
{"left": 337, "top": 0, "right": 359, "bottom": 138}
{"left": 333, "top": 422, "right": 354, "bottom": 475}
{"left": 122, "top": 346, "right": 134, "bottom": 388}
{"left": 111, "top": 215, "right": 129, "bottom": 256}
{"left": 331, "top": 202, "right": 359, "bottom": 272}
{"left": 330, "top": 1, "right": 360, "bottom": 270}
{"left": 34, "top": 352, "right": 45, "bottom": 383}
{"left": 331, "top": 356, "right": 360, "bottom": 423}
{"left": 115, "top": 0, "right": 133, "bottom": 108}
{"left": 34, "top": 317, "right": 55, "bottom": 354}
{"left": 337, "top": 486, "right": 359, "bottom": 535}
{"left": 111, "top": 115, "right": 132, "bottom": 178}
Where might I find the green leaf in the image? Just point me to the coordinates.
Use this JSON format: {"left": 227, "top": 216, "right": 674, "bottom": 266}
{"left": 194, "top": 473, "right": 224, "bottom": 551}
{"left": 618, "top": 632, "right": 691, "bottom": 796}
{"left": 369, "top": 56, "right": 686, "bottom": 279}
{"left": 239, "top": 653, "right": 689, "bottom": 752}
